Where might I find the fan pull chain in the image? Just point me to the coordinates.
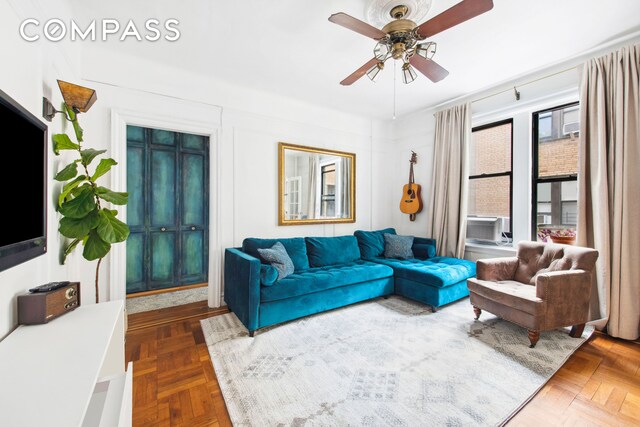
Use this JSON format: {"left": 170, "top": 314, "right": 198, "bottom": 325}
{"left": 393, "top": 61, "right": 397, "bottom": 120}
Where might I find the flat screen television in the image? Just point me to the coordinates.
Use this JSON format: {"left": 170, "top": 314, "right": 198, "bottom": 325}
{"left": 0, "top": 89, "right": 47, "bottom": 272}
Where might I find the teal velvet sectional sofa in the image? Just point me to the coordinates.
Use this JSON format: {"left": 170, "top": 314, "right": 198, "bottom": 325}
{"left": 224, "top": 229, "right": 476, "bottom": 336}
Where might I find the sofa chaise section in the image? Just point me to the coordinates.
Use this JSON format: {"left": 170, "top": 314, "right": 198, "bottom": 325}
{"left": 354, "top": 229, "right": 476, "bottom": 310}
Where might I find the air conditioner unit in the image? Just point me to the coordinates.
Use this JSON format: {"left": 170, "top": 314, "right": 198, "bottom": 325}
{"left": 466, "top": 217, "right": 500, "bottom": 242}
{"left": 563, "top": 121, "right": 580, "bottom": 135}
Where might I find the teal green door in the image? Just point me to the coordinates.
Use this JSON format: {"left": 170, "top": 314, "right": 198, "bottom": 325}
{"left": 126, "top": 126, "right": 209, "bottom": 294}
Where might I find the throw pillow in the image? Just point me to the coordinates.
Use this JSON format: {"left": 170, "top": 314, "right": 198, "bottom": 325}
{"left": 257, "top": 242, "right": 294, "bottom": 280}
{"left": 384, "top": 233, "right": 414, "bottom": 259}
{"left": 260, "top": 264, "right": 279, "bottom": 286}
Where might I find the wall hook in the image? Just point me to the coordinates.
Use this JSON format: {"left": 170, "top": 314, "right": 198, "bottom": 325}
{"left": 514, "top": 86, "right": 521, "bottom": 101}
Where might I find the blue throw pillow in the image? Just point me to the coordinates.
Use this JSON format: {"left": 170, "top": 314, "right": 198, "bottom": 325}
{"left": 305, "top": 235, "right": 361, "bottom": 267}
{"left": 354, "top": 228, "right": 396, "bottom": 259}
{"left": 384, "top": 233, "right": 414, "bottom": 259}
{"left": 257, "top": 242, "right": 294, "bottom": 280}
{"left": 412, "top": 243, "right": 436, "bottom": 259}
{"left": 260, "top": 264, "right": 279, "bottom": 286}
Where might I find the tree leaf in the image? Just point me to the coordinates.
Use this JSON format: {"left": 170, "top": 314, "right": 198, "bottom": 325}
{"left": 64, "top": 103, "right": 84, "bottom": 142}
{"left": 52, "top": 134, "right": 79, "bottom": 155}
{"left": 59, "top": 187, "right": 97, "bottom": 219}
{"left": 91, "top": 158, "right": 117, "bottom": 181}
{"left": 54, "top": 162, "right": 78, "bottom": 181}
{"left": 58, "top": 176, "right": 87, "bottom": 207}
{"left": 59, "top": 208, "right": 99, "bottom": 239}
{"left": 80, "top": 148, "right": 107, "bottom": 166}
{"left": 61, "top": 238, "right": 81, "bottom": 265}
{"left": 83, "top": 229, "right": 111, "bottom": 261}
{"left": 96, "top": 187, "right": 128, "bottom": 205}
{"left": 97, "top": 209, "right": 130, "bottom": 243}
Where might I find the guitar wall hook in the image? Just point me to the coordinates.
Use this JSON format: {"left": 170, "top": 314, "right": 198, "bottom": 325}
{"left": 399, "top": 151, "right": 423, "bottom": 221}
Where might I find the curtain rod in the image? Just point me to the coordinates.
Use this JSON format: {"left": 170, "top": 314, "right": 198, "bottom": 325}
{"left": 470, "top": 66, "right": 577, "bottom": 105}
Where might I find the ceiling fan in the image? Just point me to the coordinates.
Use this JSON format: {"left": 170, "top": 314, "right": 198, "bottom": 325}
{"left": 329, "top": 0, "right": 494, "bottom": 85}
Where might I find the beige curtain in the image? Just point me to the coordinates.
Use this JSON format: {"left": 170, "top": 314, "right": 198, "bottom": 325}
{"left": 578, "top": 44, "right": 640, "bottom": 340}
{"left": 426, "top": 103, "right": 470, "bottom": 258}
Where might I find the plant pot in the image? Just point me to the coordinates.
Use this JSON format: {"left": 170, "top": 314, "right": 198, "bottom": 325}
{"left": 550, "top": 236, "right": 576, "bottom": 245}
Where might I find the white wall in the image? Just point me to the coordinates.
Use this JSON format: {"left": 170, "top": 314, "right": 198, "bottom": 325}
{"left": 0, "top": 0, "right": 82, "bottom": 339}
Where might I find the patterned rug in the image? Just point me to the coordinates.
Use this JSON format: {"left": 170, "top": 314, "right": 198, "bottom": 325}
{"left": 201, "top": 296, "right": 593, "bottom": 426}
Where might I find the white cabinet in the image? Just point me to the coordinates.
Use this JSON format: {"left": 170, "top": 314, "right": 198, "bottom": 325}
{"left": 0, "top": 300, "right": 132, "bottom": 427}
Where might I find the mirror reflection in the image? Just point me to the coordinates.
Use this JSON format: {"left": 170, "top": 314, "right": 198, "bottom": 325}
{"left": 279, "top": 143, "right": 355, "bottom": 225}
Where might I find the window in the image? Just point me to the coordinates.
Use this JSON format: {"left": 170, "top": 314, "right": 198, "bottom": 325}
{"left": 532, "top": 102, "right": 579, "bottom": 242}
{"left": 320, "top": 163, "right": 336, "bottom": 217}
{"left": 467, "top": 119, "right": 513, "bottom": 244}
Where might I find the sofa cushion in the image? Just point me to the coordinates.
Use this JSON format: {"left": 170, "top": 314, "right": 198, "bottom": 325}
{"left": 305, "top": 236, "right": 361, "bottom": 268}
{"left": 243, "top": 237, "right": 310, "bottom": 272}
{"left": 383, "top": 234, "right": 414, "bottom": 259}
{"left": 354, "top": 228, "right": 396, "bottom": 259}
{"left": 260, "top": 260, "right": 394, "bottom": 302}
{"left": 260, "top": 265, "right": 279, "bottom": 286}
{"left": 372, "top": 256, "right": 476, "bottom": 288}
{"left": 467, "top": 278, "right": 543, "bottom": 315}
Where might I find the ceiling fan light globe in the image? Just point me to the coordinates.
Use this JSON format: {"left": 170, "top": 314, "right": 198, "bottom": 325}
{"left": 415, "top": 42, "right": 437, "bottom": 60}
{"left": 374, "top": 42, "right": 390, "bottom": 60}
{"left": 366, "top": 62, "right": 384, "bottom": 82}
{"left": 401, "top": 63, "right": 417, "bottom": 84}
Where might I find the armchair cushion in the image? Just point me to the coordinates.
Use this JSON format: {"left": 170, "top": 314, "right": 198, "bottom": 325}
{"left": 305, "top": 235, "right": 361, "bottom": 267}
{"left": 467, "top": 278, "right": 542, "bottom": 316}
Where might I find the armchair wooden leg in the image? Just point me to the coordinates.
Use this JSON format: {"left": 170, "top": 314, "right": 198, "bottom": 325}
{"left": 528, "top": 330, "right": 540, "bottom": 348}
{"left": 569, "top": 323, "right": 585, "bottom": 338}
{"left": 473, "top": 306, "right": 481, "bottom": 320}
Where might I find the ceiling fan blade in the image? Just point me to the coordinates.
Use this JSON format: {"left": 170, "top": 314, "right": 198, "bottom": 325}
{"left": 329, "top": 12, "right": 386, "bottom": 40}
{"left": 340, "top": 58, "right": 379, "bottom": 86}
{"left": 416, "top": 0, "right": 494, "bottom": 39}
{"left": 409, "top": 55, "right": 449, "bottom": 82}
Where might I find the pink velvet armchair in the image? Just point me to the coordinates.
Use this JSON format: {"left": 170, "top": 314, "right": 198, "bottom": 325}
{"left": 467, "top": 241, "right": 599, "bottom": 347}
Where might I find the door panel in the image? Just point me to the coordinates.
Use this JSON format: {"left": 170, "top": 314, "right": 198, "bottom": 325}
{"left": 126, "top": 147, "right": 144, "bottom": 227}
{"left": 126, "top": 233, "right": 145, "bottom": 293}
{"left": 126, "top": 125, "right": 209, "bottom": 294}
{"left": 150, "top": 232, "right": 175, "bottom": 286}
{"left": 151, "top": 129, "right": 176, "bottom": 146}
{"left": 182, "top": 230, "right": 205, "bottom": 280}
{"left": 182, "top": 153, "right": 205, "bottom": 226}
{"left": 150, "top": 150, "right": 176, "bottom": 227}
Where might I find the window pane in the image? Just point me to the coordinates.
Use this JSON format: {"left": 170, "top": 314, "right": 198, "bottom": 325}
{"left": 535, "top": 180, "right": 577, "bottom": 242}
{"left": 467, "top": 175, "right": 511, "bottom": 235}
{"left": 469, "top": 122, "right": 512, "bottom": 176}
{"left": 537, "top": 105, "right": 579, "bottom": 177}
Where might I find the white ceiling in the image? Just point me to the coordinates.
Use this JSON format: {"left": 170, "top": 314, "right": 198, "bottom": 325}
{"left": 68, "top": 0, "right": 640, "bottom": 119}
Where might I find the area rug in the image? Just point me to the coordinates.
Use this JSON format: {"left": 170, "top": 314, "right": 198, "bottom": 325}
{"left": 201, "top": 296, "right": 593, "bottom": 426}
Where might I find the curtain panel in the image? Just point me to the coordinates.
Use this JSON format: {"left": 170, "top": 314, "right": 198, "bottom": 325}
{"left": 426, "top": 103, "right": 471, "bottom": 259}
{"left": 578, "top": 44, "right": 640, "bottom": 340}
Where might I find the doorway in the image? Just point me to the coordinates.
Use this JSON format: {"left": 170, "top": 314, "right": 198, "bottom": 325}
{"left": 125, "top": 125, "right": 209, "bottom": 307}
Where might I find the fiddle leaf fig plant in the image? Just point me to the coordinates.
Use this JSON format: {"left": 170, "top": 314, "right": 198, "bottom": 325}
{"left": 53, "top": 103, "right": 129, "bottom": 303}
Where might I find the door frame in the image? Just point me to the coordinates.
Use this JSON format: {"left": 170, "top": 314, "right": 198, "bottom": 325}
{"left": 110, "top": 108, "right": 222, "bottom": 307}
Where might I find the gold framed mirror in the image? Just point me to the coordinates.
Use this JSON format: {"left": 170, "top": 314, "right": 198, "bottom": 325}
{"left": 279, "top": 143, "right": 356, "bottom": 225}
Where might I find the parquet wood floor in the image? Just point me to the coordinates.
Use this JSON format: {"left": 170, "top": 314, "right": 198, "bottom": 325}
{"left": 127, "top": 302, "right": 640, "bottom": 426}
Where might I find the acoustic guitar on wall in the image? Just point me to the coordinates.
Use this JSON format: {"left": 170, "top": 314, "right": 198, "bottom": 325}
{"left": 399, "top": 151, "right": 423, "bottom": 221}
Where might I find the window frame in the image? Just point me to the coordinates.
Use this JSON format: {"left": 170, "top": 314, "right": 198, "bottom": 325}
{"left": 531, "top": 101, "right": 579, "bottom": 239}
{"left": 320, "top": 162, "right": 336, "bottom": 217}
{"left": 468, "top": 118, "right": 514, "bottom": 240}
